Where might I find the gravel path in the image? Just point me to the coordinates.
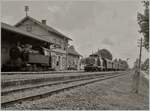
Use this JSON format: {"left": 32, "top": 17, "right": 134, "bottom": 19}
{"left": 3, "top": 72, "right": 149, "bottom": 110}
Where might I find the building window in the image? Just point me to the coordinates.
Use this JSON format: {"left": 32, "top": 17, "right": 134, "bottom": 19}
{"left": 59, "top": 40, "right": 62, "bottom": 49}
{"left": 53, "top": 39, "right": 56, "bottom": 44}
{"left": 64, "top": 42, "right": 67, "bottom": 50}
{"left": 62, "top": 57, "right": 66, "bottom": 67}
{"left": 56, "top": 56, "right": 61, "bottom": 66}
{"left": 53, "top": 39, "right": 57, "bottom": 48}
{"left": 52, "top": 55, "right": 56, "bottom": 66}
{"left": 64, "top": 46, "right": 66, "bottom": 50}
{"left": 26, "top": 24, "right": 32, "bottom": 32}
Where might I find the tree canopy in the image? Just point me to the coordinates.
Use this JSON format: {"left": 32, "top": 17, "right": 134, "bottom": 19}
{"left": 80, "top": 58, "right": 87, "bottom": 64}
{"left": 137, "top": 1, "right": 149, "bottom": 51}
{"left": 121, "top": 60, "right": 129, "bottom": 69}
{"left": 141, "top": 58, "right": 149, "bottom": 71}
{"left": 98, "top": 49, "right": 113, "bottom": 60}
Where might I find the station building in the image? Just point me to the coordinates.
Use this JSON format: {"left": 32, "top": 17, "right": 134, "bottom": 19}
{"left": 1, "top": 14, "right": 82, "bottom": 71}
{"left": 14, "top": 16, "right": 72, "bottom": 70}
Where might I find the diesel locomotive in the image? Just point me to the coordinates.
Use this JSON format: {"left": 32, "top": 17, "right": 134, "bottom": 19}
{"left": 84, "top": 54, "right": 126, "bottom": 72}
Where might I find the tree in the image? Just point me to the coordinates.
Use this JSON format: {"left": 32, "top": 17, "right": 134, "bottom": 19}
{"left": 117, "top": 58, "right": 129, "bottom": 70}
{"left": 133, "top": 58, "right": 140, "bottom": 69}
{"left": 98, "top": 49, "right": 113, "bottom": 60}
{"left": 122, "top": 60, "right": 129, "bottom": 69}
{"left": 137, "top": 1, "right": 149, "bottom": 51}
{"left": 113, "top": 58, "right": 118, "bottom": 62}
{"left": 80, "top": 58, "right": 87, "bottom": 65}
{"left": 141, "top": 58, "right": 149, "bottom": 71}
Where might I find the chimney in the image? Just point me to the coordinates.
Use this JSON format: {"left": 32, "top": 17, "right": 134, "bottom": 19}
{"left": 41, "top": 20, "right": 46, "bottom": 25}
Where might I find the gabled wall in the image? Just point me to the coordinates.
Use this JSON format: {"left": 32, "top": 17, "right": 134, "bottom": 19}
{"left": 16, "top": 19, "right": 67, "bottom": 51}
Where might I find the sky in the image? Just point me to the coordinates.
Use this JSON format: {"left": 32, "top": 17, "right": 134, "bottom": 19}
{"left": 1, "top": 0, "right": 149, "bottom": 68}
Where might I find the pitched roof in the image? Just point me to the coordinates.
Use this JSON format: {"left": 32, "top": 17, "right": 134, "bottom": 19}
{"left": 68, "top": 45, "right": 81, "bottom": 57}
{"left": 15, "top": 16, "right": 72, "bottom": 41}
{"left": 1, "top": 22, "right": 50, "bottom": 42}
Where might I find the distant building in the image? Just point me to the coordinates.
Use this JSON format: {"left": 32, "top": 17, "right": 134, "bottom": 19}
{"left": 67, "top": 45, "right": 81, "bottom": 70}
{"left": 15, "top": 16, "right": 72, "bottom": 70}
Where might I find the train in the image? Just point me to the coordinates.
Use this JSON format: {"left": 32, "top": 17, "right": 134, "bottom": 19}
{"left": 84, "top": 54, "right": 126, "bottom": 72}
{"left": 2, "top": 43, "right": 53, "bottom": 72}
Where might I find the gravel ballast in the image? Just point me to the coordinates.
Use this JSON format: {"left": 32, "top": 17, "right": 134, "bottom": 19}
{"left": 3, "top": 71, "right": 149, "bottom": 110}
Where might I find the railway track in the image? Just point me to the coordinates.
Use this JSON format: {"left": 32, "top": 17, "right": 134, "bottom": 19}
{"left": 1, "top": 74, "right": 110, "bottom": 96}
{"left": 2, "top": 71, "right": 125, "bottom": 94}
{"left": 2, "top": 71, "right": 122, "bottom": 88}
{"left": 1, "top": 71, "right": 128, "bottom": 107}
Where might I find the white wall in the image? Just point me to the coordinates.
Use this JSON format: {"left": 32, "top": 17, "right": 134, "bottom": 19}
{"left": 16, "top": 19, "right": 67, "bottom": 51}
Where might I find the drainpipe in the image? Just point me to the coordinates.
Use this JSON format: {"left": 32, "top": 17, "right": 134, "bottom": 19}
{"left": 65, "top": 40, "right": 69, "bottom": 70}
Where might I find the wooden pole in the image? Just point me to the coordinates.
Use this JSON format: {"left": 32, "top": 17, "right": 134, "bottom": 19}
{"left": 138, "top": 38, "right": 142, "bottom": 71}
{"left": 135, "top": 38, "right": 143, "bottom": 93}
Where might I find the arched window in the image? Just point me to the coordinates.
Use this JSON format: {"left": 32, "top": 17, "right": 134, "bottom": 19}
{"left": 52, "top": 55, "right": 57, "bottom": 66}
{"left": 62, "top": 57, "right": 66, "bottom": 67}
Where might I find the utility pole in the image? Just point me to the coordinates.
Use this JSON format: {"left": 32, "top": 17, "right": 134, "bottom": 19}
{"left": 138, "top": 38, "right": 143, "bottom": 71}
{"left": 134, "top": 37, "right": 143, "bottom": 93}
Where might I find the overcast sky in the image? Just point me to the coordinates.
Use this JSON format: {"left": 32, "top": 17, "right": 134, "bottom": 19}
{"left": 1, "top": 0, "right": 148, "bottom": 67}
